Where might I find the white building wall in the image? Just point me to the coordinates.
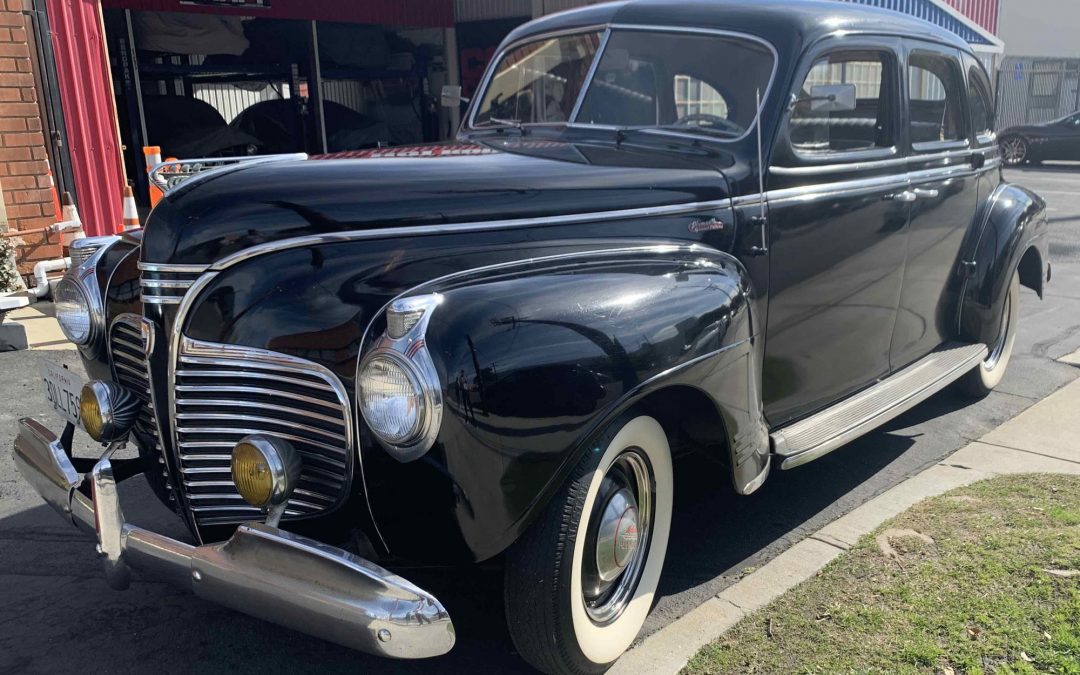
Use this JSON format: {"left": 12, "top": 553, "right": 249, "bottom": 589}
{"left": 998, "top": 0, "right": 1080, "bottom": 58}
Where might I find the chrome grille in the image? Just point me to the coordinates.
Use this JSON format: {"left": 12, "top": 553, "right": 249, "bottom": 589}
{"left": 174, "top": 337, "right": 353, "bottom": 526}
{"left": 71, "top": 245, "right": 100, "bottom": 267}
{"left": 71, "top": 235, "right": 119, "bottom": 267}
{"left": 138, "top": 262, "right": 207, "bottom": 305}
{"left": 109, "top": 315, "right": 171, "bottom": 494}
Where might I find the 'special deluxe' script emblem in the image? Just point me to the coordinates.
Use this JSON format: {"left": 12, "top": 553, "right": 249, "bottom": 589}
{"left": 688, "top": 217, "right": 725, "bottom": 233}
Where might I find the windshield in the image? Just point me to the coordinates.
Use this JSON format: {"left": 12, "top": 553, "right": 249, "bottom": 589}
{"left": 471, "top": 28, "right": 775, "bottom": 140}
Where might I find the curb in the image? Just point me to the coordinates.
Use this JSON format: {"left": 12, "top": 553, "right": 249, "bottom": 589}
{"left": 611, "top": 371, "right": 1080, "bottom": 675}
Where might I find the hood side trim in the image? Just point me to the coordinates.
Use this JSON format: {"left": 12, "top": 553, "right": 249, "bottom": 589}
{"left": 208, "top": 197, "right": 734, "bottom": 272}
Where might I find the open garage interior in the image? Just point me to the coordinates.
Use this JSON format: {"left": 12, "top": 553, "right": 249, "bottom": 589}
{"left": 101, "top": 0, "right": 458, "bottom": 208}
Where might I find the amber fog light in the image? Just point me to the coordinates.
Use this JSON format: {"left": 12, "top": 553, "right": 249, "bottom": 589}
{"left": 79, "top": 381, "right": 140, "bottom": 442}
{"left": 231, "top": 435, "right": 302, "bottom": 509}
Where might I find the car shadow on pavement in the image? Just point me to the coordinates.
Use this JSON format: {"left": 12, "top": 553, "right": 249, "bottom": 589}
{"left": 0, "top": 388, "right": 1026, "bottom": 675}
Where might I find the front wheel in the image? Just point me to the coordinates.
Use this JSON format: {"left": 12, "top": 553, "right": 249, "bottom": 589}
{"left": 504, "top": 414, "right": 673, "bottom": 675}
{"left": 960, "top": 271, "right": 1019, "bottom": 397}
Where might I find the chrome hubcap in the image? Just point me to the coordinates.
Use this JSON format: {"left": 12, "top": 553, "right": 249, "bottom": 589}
{"left": 582, "top": 450, "right": 653, "bottom": 624}
{"left": 595, "top": 487, "right": 640, "bottom": 582}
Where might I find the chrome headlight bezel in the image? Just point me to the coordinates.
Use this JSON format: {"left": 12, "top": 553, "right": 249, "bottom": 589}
{"left": 357, "top": 294, "right": 444, "bottom": 462}
{"left": 55, "top": 236, "right": 119, "bottom": 349}
{"left": 54, "top": 275, "right": 95, "bottom": 345}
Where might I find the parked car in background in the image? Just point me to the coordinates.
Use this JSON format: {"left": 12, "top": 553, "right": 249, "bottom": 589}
{"left": 1000, "top": 111, "right": 1080, "bottom": 165}
{"left": 14, "top": 1, "right": 1050, "bottom": 674}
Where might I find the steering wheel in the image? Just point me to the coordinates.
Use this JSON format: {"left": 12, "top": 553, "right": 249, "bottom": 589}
{"left": 672, "top": 113, "right": 744, "bottom": 136}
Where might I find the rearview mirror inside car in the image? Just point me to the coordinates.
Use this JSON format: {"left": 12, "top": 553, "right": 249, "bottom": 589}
{"left": 809, "top": 84, "right": 857, "bottom": 112}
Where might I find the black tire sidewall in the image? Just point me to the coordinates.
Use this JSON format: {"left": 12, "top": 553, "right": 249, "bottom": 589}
{"left": 504, "top": 414, "right": 672, "bottom": 675}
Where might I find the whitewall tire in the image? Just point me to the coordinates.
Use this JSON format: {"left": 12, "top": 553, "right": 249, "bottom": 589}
{"left": 960, "top": 270, "right": 1019, "bottom": 397}
{"left": 504, "top": 414, "right": 673, "bottom": 675}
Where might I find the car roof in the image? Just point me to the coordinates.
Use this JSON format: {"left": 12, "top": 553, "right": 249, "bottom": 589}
{"left": 503, "top": 0, "right": 971, "bottom": 55}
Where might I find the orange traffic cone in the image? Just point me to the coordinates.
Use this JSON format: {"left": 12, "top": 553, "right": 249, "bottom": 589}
{"left": 57, "top": 191, "right": 84, "bottom": 247}
{"left": 144, "top": 146, "right": 164, "bottom": 207}
{"left": 122, "top": 185, "right": 141, "bottom": 231}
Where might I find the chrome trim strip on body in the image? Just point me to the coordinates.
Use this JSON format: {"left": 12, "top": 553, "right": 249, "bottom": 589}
{"left": 771, "top": 147, "right": 999, "bottom": 176}
{"left": 465, "top": 22, "right": 780, "bottom": 146}
{"left": 208, "top": 204, "right": 734, "bottom": 271}
{"left": 204, "top": 160, "right": 1002, "bottom": 273}
{"left": 138, "top": 262, "right": 211, "bottom": 274}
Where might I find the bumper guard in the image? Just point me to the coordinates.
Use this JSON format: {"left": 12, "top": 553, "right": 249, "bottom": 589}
{"left": 12, "top": 417, "right": 455, "bottom": 659}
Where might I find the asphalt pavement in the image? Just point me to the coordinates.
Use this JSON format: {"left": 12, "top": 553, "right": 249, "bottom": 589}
{"left": 2, "top": 165, "right": 1080, "bottom": 674}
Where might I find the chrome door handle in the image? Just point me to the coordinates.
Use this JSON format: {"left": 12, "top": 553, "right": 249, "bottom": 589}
{"left": 884, "top": 190, "right": 917, "bottom": 203}
{"left": 913, "top": 188, "right": 939, "bottom": 199}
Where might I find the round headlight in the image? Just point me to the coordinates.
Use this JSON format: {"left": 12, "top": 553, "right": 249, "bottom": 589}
{"left": 55, "top": 277, "right": 93, "bottom": 345}
{"left": 359, "top": 355, "right": 425, "bottom": 445}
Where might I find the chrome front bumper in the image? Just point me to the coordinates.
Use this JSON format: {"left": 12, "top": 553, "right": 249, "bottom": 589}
{"left": 12, "top": 417, "right": 455, "bottom": 659}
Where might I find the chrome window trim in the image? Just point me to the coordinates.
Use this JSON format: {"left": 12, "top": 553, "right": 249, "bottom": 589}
{"left": 568, "top": 28, "right": 612, "bottom": 123}
{"left": 466, "top": 24, "right": 608, "bottom": 131}
{"left": 465, "top": 23, "right": 780, "bottom": 146}
{"left": 771, "top": 147, "right": 973, "bottom": 175}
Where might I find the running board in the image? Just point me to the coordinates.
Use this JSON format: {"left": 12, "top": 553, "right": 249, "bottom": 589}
{"left": 772, "top": 342, "right": 988, "bottom": 470}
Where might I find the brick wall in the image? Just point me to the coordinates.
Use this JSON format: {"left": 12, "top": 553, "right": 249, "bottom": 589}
{"left": 0, "top": 0, "right": 57, "bottom": 281}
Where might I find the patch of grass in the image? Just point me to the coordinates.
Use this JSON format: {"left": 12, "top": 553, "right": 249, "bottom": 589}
{"left": 684, "top": 474, "right": 1080, "bottom": 675}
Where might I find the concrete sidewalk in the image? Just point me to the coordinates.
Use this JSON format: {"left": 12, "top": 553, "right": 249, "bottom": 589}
{"left": 613, "top": 357, "right": 1080, "bottom": 675}
{"left": 0, "top": 301, "right": 70, "bottom": 351}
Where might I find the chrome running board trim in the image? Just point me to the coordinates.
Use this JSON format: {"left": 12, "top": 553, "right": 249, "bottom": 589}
{"left": 772, "top": 342, "right": 988, "bottom": 470}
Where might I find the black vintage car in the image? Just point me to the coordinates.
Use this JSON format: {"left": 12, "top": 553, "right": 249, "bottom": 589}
{"left": 16, "top": 1, "right": 1049, "bottom": 674}
{"left": 1000, "top": 111, "right": 1080, "bottom": 166}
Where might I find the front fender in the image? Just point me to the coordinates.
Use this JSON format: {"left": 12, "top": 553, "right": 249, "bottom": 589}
{"left": 364, "top": 246, "right": 760, "bottom": 563}
{"left": 959, "top": 183, "right": 1049, "bottom": 345}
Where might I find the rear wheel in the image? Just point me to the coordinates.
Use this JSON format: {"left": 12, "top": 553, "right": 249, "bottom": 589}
{"left": 960, "top": 271, "right": 1019, "bottom": 397}
{"left": 1000, "top": 136, "right": 1029, "bottom": 166}
{"left": 504, "top": 414, "right": 673, "bottom": 675}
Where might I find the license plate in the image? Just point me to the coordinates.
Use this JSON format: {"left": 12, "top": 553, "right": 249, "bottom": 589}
{"left": 39, "top": 359, "right": 83, "bottom": 427}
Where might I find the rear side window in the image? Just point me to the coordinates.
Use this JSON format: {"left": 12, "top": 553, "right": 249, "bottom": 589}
{"left": 968, "top": 66, "right": 994, "bottom": 138}
{"left": 908, "top": 51, "right": 967, "bottom": 147}
{"left": 789, "top": 50, "right": 895, "bottom": 154}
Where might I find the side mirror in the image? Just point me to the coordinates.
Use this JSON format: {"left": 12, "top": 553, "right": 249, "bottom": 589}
{"left": 441, "top": 85, "right": 470, "bottom": 108}
{"left": 809, "top": 84, "right": 857, "bottom": 113}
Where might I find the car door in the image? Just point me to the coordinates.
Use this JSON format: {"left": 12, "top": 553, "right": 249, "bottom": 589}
{"left": 1060, "top": 113, "right": 1080, "bottom": 159}
{"left": 763, "top": 39, "right": 910, "bottom": 425}
{"left": 889, "top": 43, "right": 982, "bottom": 369}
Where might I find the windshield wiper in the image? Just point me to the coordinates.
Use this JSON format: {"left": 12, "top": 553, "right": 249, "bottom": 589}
{"left": 474, "top": 117, "right": 529, "bottom": 134}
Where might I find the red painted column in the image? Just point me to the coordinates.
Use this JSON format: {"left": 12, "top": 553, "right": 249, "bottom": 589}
{"left": 45, "top": 0, "right": 125, "bottom": 236}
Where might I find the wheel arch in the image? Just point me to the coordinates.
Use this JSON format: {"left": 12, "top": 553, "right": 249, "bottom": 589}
{"left": 959, "top": 182, "right": 1049, "bottom": 346}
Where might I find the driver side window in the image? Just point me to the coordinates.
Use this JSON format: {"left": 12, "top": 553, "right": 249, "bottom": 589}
{"left": 789, "top": 50, "right": 896, "bottom": 154}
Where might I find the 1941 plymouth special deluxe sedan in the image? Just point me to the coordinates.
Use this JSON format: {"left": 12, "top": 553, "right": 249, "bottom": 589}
{"left": 14, "top": 1, "right": 1050, "bottom": 673}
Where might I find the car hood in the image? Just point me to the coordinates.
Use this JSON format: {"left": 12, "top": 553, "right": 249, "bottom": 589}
{"left": 141, "top": 139, "right": 730, "bottom": 265}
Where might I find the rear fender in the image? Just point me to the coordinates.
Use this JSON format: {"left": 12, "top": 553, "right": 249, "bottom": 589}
{"left": 959, "top": 183, "right": 1049, "bottom": 346}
